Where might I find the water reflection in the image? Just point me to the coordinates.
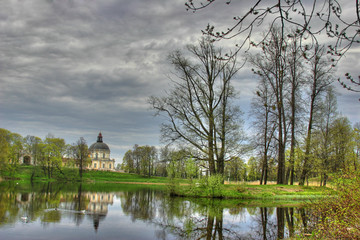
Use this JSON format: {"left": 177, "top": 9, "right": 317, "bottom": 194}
{"left": 0, "top": 182, "right": 311, "bottom": 240}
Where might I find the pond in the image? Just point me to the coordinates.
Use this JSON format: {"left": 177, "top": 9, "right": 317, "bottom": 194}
{"left": 0, "top": 182, "right": 313, "bottom": 239}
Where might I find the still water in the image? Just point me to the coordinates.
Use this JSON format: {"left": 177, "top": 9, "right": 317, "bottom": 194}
{"left": 0, "top": 182, "right": 311, "bottom": 240}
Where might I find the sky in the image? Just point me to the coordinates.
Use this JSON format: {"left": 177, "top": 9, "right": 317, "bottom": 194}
{"left": 1, "top": 0, "right": 359, "bottom": 165}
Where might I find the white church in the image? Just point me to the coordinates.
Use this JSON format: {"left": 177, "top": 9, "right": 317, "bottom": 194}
{"left": 88, "top": 132, "right": 115, "bottom": 171}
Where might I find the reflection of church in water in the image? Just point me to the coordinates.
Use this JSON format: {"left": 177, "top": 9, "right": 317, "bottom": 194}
{"left": 86, "top": 192, "right": 114, "bottom": 232}
{"left": 12, "top": 190, "right": 114, "bottom": 232}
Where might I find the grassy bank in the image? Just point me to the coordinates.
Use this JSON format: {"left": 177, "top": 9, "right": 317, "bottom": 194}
{"left": 1, "top": 165, "right": 330, "bottom": 200}
{"left": 82, "top": 170, "right": 172, "bottom": 184}
{"left": 170, "top": 181, "right": 330, "bottom": 200}
{"left": 1, "top": 165, "right": 175, "bottom": 184}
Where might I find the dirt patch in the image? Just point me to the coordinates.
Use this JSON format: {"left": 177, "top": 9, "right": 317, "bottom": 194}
{"left": 276, "top": 187, "right": 303, "bottom": 192}
{"left": 246, "top": 187, "right": 262, "bottom": 192}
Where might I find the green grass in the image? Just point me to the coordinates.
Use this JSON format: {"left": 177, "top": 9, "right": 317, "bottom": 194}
{"left": 229, "top": 184, "right": 329, "bottom": 198}
{"left": 1, "top": 165, "right": 179, "bottom": 184}
{"left": 1, "top": 165, "right": 331, "bottom": 200}
{"left": 171, "top": 182, "right": 331, "bottom": 200}
{"left": 80, "top": 182, "right": 167, "bottom": 192}
{"left": 82, "top": 170, "right": 172, "bottom": 184}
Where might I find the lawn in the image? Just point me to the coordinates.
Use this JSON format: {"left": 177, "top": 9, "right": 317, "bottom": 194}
{"left": 1, "top": 165, "right": 331, "bottom": 200}
{"left": 169, "top": 181, "right": 331, "bottom": 200}
{"left": 82, "top": 170, "right": 172, "bottom": 184}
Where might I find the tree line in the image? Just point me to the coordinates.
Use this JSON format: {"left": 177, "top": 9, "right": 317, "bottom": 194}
{"left": 248, "top": 27, "right": 360, "bottom": 185}
{"left": 121, "top": 144, "right": 261, "bottom": 182}
{"left": 0, "top": 129, "right": 90, "bottom": 180}
{"left": 174, "top": 0, "right": 360, "bottom": 185}
{"left": 146, "top": 32, "right": 360, "bottom": 185}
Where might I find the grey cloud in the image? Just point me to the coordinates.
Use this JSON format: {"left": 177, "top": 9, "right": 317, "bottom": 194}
{"left": 0, "top": 0, "right": 358, "bottom": 163}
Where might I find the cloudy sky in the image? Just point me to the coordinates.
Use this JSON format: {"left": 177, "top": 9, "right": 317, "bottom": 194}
{"left": 1, "top": 0, "right": 359, "bottom": 164}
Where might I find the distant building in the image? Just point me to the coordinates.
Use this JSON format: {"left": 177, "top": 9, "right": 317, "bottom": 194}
{"left": 88, "top": 132, "right": 115, "bottom": 171}
{"left": 19, "top": 153, "right": 33, "bottom": 165}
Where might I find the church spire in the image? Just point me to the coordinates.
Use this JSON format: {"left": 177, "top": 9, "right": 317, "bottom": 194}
{"left": 97, "top": 132, "right": 103, "bottom": 143}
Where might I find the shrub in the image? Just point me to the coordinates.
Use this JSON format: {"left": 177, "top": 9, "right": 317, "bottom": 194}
{"left": 206, "top": 174, "right": 224, "bottom": 197}
{"left": 167, "top": 174, "right": 225, "bottom": 198}
{"left": 236, "top": 182, "right": 246, "bottom": 193}
{"left": 308, "top": 170, "right": 360, "bottom": 239}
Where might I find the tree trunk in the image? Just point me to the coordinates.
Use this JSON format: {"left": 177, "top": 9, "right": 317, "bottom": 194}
{"left": 299, "top": 98, "right": 315, "bottom": 186}
{"left": 208, "top": 114, "right": 216, "bottom": 175}
{"left": 288, "top": 95, "right": 296, "bottom": 185}
{"left": 277, "top": 100, "right": 286, "bottom": 185}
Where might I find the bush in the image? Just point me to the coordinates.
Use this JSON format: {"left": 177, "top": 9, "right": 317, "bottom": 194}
{"left": 167, "top": 174, "right": 225, "bottom": 198}
{"left": 308, "top": 171, "right": 360, "bottom": 239}
{"left": 190, "top": 174, "right": 224, "bottom": 198}
{"left": 206, "top": 174, "right": 224, "bottom": 198}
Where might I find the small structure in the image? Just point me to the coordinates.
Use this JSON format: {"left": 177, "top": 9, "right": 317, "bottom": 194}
{"left": 88, "top": 133, "right": 115, "bottom": 171}
{"left": 19, "top": 153, "right": 34, "bottom": 165}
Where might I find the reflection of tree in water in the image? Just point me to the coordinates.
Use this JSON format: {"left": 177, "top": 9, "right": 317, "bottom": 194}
{"left": 72, "top": 184, "right": 86, "bottom": 226}
{"left": 119, "top": 188, "right": 316, "bottom": 240}
{"left": 248, "top": 206, "right": 311, "bottom": 240}
{"left": 120, "top": 188, "right": 162, "bottom": 222}
{"left": 248, "top": 207, "right": 277, "bottom": 239}
{"left": 120, "top": 192, "right": 246, "bottom": 240}
{"left": 0, "top": 183, "right": 316, "bottom": 238}
{"left": 0, "top": 182, "right": 110, "bottom": 231}
{"left": 155, "top": 199, "right": 249, "bottom": 239}
{"left": 0, "top": 182, "right": 68, "bottom": 227}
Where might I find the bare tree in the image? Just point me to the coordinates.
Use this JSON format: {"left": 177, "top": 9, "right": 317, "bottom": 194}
{"left": 186, "top": 1, "right": 360, "bottom": 62}
{"left": 285, "top": 33, "right": 305, "bottom": 185}
{"left": 248, "top": 27, "right": 289, "bottom": 184}
{"left": 149, "top": 37, "right": 243, "bottom": 176}
{"left": 72, "top": 137, "right": 90, "bottom": 179}
{"left": 186, "top": 1, "right": 360, "bottom": 101}
{"left": 250, "top": 77, "right": 277, "bottom": 185}
{"left": 299, "top": 45, "right": 334, "bottom": 185}
{"left": 338, "top": 73, "right": 360, "bottom": 100}
{"left": 312, "top": 87, "right": 338, "bottom": 186}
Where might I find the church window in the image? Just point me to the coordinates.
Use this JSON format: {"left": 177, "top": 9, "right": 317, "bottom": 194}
{"left": 103, "top": 163, "right": 105, "bottom": 168}
{"left": 94, "top": 163, "right": 97, "bottom": 168}
{"left": 109, "top": 164, "right": 111, "bottom": 169}
{"left": 95, "top": 153, "right": 98, "bottom": 159}
{"left": 103, "top": 153, "right": 105, "bottom": 158}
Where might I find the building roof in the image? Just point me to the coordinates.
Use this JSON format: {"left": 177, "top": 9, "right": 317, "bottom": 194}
{"left": 89, "top": 132, "right": 110, "bottom": 151}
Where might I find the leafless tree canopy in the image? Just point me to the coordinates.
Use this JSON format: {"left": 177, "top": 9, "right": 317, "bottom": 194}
{"left": 186, "top": 0, "right": 360, "bottom": 95}
{"left": 149, "top": 38, "right": 244, "bottom": 175}
{"left": 186, "top": 1, "right": 360, "bottom": 56}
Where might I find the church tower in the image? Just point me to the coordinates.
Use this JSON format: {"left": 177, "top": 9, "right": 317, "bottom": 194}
{"left": 88, "top": 132, "right": 115, "bottom": 170}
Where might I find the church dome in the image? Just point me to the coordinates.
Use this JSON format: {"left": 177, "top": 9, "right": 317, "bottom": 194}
{"left": 89, "top": 133, "right": 110, "bottom": 151}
